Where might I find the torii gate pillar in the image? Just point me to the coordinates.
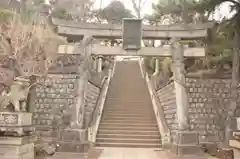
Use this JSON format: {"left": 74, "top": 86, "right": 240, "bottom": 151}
{"left": 170, "top": 38, "right": 202, "bottom": 157}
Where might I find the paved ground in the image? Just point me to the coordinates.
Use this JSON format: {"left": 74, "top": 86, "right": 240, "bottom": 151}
{"left": 206, "top": 149, "right": 240, "bottom": 159}
{"left": 47, "top": 148, "right": 240, "bottom": 159}
{"left": 97, "top": 148, "right": 160, "bottom": 159}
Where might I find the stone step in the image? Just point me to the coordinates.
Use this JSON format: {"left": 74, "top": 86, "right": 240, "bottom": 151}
{"left": 104, "top": 109, "right": 154, "bottom": 114}
{"left": 101, "top": 115, "right": 155, "bottom": 121}
{"left": 104, "top": 104, "right": 152, "bottom": 108}
{"left": 101, "top": 112, "right": 155, "bottom": 117}
{"left": 104, "top": 104, "right": 152, "bottom": 107}
{"left": 103, "top": 110, "right": 153, "bottom": 115}
{"left": 97, "top": 133, "right": 160, "bottom": 140}
{"left": 103, "top": 106, "right": 153, "bottom": 111}
{"left": 95, "top": 61, "right": 161, "bottom": 149}
{"left": 96, "top": 138, "right": 161, "bottom": 144}
{"left": 98, "top": 126, "right": 158, "bottom": 131}
{"left": 100, "top": 121, "right": 157, "bottom": 127}
{"left": 98, "top": 129, "right": 159, "bottom": 135}
{"left": 100, "top": 119, "right": 156, "bottom": 124}
{"left": 104, "top": 108, "right": 153, "bottom": 113}
{"left": 96, "top": 142, "right": 161, "bottom": 148}
{"left": 109, "top": 87, "right": 146, "bottom": 89}
{"left": 104, "top": 103, "right": 151, "bottom": 106}
{"left": 105, "top": 97, "right": 151, "bottom": 100}
{"left": 101, "top": 115, "right": 156, "bottom": 121}
{"left": 105, "top": 99, "right": 151, "bottom": 103}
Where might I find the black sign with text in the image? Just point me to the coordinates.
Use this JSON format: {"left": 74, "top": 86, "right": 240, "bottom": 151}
{"left": 122, "top": 19, "right": 142, "bottom": 50}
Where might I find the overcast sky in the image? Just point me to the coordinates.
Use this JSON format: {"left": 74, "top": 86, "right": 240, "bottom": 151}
{"left": 93, "top": 0, "right": 155, "bottom": 16}
{"left": 93, "top": 0, "right": 234, "bottom": 21}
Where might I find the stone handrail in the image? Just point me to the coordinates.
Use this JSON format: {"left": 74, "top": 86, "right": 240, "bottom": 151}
{"left": 87, "top": 68, "right": 112, "bottom": 143}
{"left": 138, "top": 58, "right": 170, "bottom": 145}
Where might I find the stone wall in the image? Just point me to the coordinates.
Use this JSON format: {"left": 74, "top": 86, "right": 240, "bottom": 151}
{"left": 33, "top": 74, "right": 79, "bottom": 137}
{"left": 156, "top": 78, "right": 235, "bottom": 144}
{"left": 32, "top": 73, "right": 102, "bottom": 152}
{"left": 186, "top": 78, "right": 231, "bottom": 143}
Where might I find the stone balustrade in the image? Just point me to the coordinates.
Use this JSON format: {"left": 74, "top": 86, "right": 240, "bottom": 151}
{"left": 156, "top": 82, "right": 177, "bottom": 133}
{"left": 84, "top": 82, "right": 101, "bottom": 127}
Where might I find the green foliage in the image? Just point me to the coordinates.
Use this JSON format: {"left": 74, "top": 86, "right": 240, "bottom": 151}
{"left": 148, "top": 0, "right": 206, "bottom": 24}
{"left": 51, "top": 8, "right": 73, "bottom": 20}
{"left": 143, "top": 57, "right": 155, "bottom": 74}
{"left": 96, "top": 1, "right": 133, "bottom": 24}
{"left": 145, "top": 0, "right": 240, "bottom": 75}
{"left": 33, "top": 0, "right": 45, "bottom": 5}
{"left": 0, "top": 8, "right": 14, "bottom": 23}
{"left": 51, "top": 0, "right": 94, "bottom": 22}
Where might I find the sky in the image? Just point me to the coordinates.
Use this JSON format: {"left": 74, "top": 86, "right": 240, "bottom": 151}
{"left": 92, "top": 0, "right": 235, "bottom": 21}
{"left": 93, "top": 0, "right": 155, "bottom": 17}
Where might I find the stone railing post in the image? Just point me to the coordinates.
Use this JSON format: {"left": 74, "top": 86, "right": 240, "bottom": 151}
{"left": 93, "top": 56, "right": 98, "bottom": 71}
{"left": 153, "top": 58, "right": 159, "bottom": 76}
{"left": 97, "top": 56, "right": 103, "bottom": 73}
{"left": 171, "top": 37, "right": 203, "bottom": 157}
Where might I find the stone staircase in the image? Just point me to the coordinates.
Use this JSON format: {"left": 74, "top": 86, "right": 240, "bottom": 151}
{"left": 96, "top": 61, "right": 161, "bottom": 148}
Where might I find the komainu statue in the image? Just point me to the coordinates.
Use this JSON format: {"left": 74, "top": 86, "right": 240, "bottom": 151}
{"left": 0, "top": 77, "right": 32, "bottom": 112}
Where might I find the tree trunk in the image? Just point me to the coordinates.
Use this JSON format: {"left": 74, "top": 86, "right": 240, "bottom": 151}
{"left": 220, "top": 29, "right": 240, "bottom": 159}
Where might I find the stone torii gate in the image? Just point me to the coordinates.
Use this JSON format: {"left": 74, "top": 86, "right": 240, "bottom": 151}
{"left": 54, "top": 18, "right": 213, "bottom": 157}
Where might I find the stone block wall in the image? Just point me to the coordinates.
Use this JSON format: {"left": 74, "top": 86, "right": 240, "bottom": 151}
{"left": 186, "top": 78, "right": 231, "bottom": 143}
{"left": 33, "top": 74, "right": 78, "bottom": 137}
{"left": 156, "top": 82, "right": 177, "bottom": 132}
{"left": 32, "top": 73, "right": 102, "bottom": 151}
{"left": 156, "top": 78, "right": 234, "bottom": 143}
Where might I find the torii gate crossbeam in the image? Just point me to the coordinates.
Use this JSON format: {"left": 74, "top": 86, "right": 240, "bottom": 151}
{"left": 52, "top": 18, "right": 214, "bottom": 40}
{"left": 58, "top": 45, "right": 205, "bottom": 57}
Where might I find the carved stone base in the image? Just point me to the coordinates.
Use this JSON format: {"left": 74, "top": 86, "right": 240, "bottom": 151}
{"left": 200, "top": 142, "right": 220, "bottom": 157}
{"left": 0, "top": 136, "right": 34, "bottom": 159}
{"left": 0, "top": 112, "right": 32, "bottom": 126}
{"left": 171, "top": 130, "right": 204, "bottom": 157}
{"left": 0, "top": 112, "right": 33, "bottom": 136}
{"left": 218, "top": 148, "right": 234, "bottom": 159}
{"left": 56, "top": 142, "right": 85, "bottom": 153}
{"left": 56, "top": 129, "right": 87, "bottom": 153}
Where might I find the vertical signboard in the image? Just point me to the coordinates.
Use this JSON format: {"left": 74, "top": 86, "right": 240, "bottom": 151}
{"left": 122, "top": 18, "right": 142, "bottom": 50}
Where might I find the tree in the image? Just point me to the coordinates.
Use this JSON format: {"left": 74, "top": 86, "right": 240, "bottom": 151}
{"left": 96, "top": 1, "right": 133, "bottom": 24}
{"left": 0, "top": 8, "right": 65, "bottom": 92}
{"left": 146, "top": 0, "right": 236, "bottom": 81}
{"left": 32, "top": 0, "right": 93, "bottom": 22}
{"left": 53, "top": 0, "right": 94, "bottom": 22}
{"left": 196, "top": 0, "right": 240, "bottom": 152}
{"left": 148, "top": 0, "right": 205, "bottom": 24}
{"left": 128, "top": 0, "right": 147, "bottom": 18}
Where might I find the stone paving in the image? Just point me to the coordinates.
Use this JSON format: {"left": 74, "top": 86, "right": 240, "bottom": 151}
{"left": 97, "top": 148, "right": 160, "bottom": 159}
{"left": 47, "top": 148, "right": 240, "bottom": 159}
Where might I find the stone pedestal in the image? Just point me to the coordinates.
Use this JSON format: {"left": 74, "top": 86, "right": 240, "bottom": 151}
{"left": 0, "top": 136, "right": 34, "bottom": 159}
{"left": 56, "top": 129, "right": 87, "bottom": 153}
{"left": 171, "top": 130, "right": 205, "bottom": 158}
{"left": 0, "top": 112, "right": 34, "bottom": 159}
{"left": 0, "top": 112, "right": 33, "bottom": 136}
